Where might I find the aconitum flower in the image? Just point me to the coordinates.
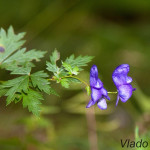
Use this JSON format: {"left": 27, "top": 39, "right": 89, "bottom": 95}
{"left": 112, "top": 64, "right": 136, "bottom": 106}
{"left": 86, "top": 65, "right": 110, "bottom": 110}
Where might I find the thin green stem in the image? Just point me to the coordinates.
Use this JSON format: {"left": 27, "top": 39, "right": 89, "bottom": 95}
{"left": 47, "top": 75, "right": 89, "bottom": 87}
{"left": 107, "top": 91, "right": 118, "bottom": 94}
{"left": 61, "top": 75, "right": 89, "bottom": 87}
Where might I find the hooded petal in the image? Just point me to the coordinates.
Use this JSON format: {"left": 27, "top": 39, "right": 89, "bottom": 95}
{"left": 90, "top": 65, "right": 99, "bottom": 79}
{"left": 97, "top": 98, "right": 107, "bottom": 110}
{"left": 90, "top": 65, "right": 103, "bottom": 89}
{"left": 113, "top": 64, "right": 129, "bottom": 75}
{"left": 118, "top": 84, "right": 133, "bottom": 103}
{"left": 112, "top": 64, "right": 131, "bottom": 87}
{"left": 86, "top": 99, "right": 95, "bottom": 108}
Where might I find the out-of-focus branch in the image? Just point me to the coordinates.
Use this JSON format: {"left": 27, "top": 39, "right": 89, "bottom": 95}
{"left": 86, "top": 107, "right": 98, "bottom": 150}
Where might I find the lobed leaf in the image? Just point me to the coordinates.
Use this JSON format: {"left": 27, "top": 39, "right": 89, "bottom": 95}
{"left": 60, "top": 78, "right": 69, "bottom": 88}
{"left": 62, "top": 62, "right": 72, "bottom": 73}
{"left": 0, "top": 26, "right": 46, "bottom": 74}
{"left": 72, "top": 66, "right": 79, "bottom": 75}
{"left": 0, "top": 76, "right": 29, "bottom": 105}
{"left": 31, "top": 71, "right": 52, "bottom": 94}
{"left": 46, "top": 62, "right": 59, "bottom": 73}
{"left": 65, "top": 77, "right": 81, "bottom": 83}
{"left": 10, "top": 67, "right": 31, "bottom": 75}
{"left": 22, "top": 89, "right": 44, "bottom": 116}
{"left": 0, "top": 26, "right": 25, "bottom": 64}
{"left": 65, "top": 55, "right": 94, "bottom": 70}
{"left": 50, "top": 49, "right": 60, "bottom": 64}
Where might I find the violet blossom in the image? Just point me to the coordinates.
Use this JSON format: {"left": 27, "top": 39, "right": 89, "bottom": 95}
{"left": 86, "top": 65, "right": 110, "bottom": 110}
{"left": 112, "top": 64, "right": 136, "bottom": 106}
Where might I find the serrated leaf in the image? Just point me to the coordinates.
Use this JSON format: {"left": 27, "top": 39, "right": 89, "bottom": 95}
{"left": 65, "top": 55, "right": 94, "bottom": 70}
{"left": 60, "top": 78, "right": 69, "bottom": 88}
{"left": 2, "top": 48, "right": 46, "bottom": 64}
{"left": 0, "top": 26, "right": 25, "bottom": 64}
{"left": 62, "top": 62, "right": 72, "bottom": 73}
{"left": 46, "top": 49, "right": 61, "bottom": 74}
{"left": 58, "top": 70, "right": 68, "bottom": 77}
{"left": 11, "top": 67, "right": 31, "bottom": 75}
{"left": 46, "top": 62, "right": 59, "bottom": 73}
{"left": 50, "top": 49, "right": 60, "bottom": 64}
{"left": 0, "top": 88, "right": 8, "bottom": 97}
{"left": 72, "top": 66, "right": 79, "bottom": 75}
{"left": 31, "top": 71, "right": 52, "bottom": 94}
{"left": 66, "top": 77, "right": 81, "bottom": 83}
{"left": 49, "top": 88, "right": 59, "bottom": 97}
{"left": 0, "top": 27, "right": 46, "bottom": 74}
{"left": 1, "top": 76, "right": 29, "bottom": 105}
{"left": 22, "top": 89, "right": 44, "bottom": 116}
{"left": 1, "top": 48, "right": 46, "bottom": 73}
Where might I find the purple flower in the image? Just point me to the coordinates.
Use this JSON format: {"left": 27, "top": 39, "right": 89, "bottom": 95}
{"left": 86, "top": 65, "right": 110, "bottom": 110}
{"left": 112, "top": 64, "right": 136, "bottom": 106}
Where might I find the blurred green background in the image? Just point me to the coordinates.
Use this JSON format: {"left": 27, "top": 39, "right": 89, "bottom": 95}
{"left": 0, "top": 0, "right": 150, "bottom": 150}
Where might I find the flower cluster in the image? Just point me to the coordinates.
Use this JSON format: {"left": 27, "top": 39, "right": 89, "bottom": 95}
{"left": 86, "top": 64, "right": 135, "bottom": 110}
{"left": 86, "top": 65, "right": 110, "bottom": 110}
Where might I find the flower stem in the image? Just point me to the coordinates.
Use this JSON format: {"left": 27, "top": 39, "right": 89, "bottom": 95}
{"left": 48, "top": 75, "right": 89, "bottom": 87}
{"left": 61, "top": 75, "right": 89, "bottom": 87}
{"left": 107, "top": 91, "right": 118, "bottom": 94}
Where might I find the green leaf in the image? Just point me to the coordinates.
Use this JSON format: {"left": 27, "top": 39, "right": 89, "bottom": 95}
{"left": 2, "top": 48, "right": 45, "bottom": 64}
{"left": 46, "top": 49, "right": 60, "bottom": 74}
{"left": 0, "top": 27, "right": 46, "bottom": 74}
{"left": 46, "top": 62, "right": 59, "bottom": 73}
{"left": 22, "top": 89, "right": 44, "bottom": 116}
{"left": 50, "top": 49, "right": 60, "bottom": 64}
{"left": 31, "top": 71, "right": 54, "bottom": 95}
{"left": 65, "top": 77, "right": 81, "bottom": 83}
{"left": 1, "top": 76, "right": 29, "bottom": 105}
{"left": 49, "top": 88, "right": 59, "bottom": 97}
{"left": 0, "top": 88, "right": 8, "bottom": 97}
{"left": 10, "top": 67, "right": 31, "bottom": 75}
{"left": 1, "top": 48, "right": 46, "bottom": 73}
{"left": 14, "top": 93, "right": 23, "bottom": 103}
{"left": 65, "top": 55, "right": 94, "bottom": 70}
{"left": 0, "top": 26, "right": 25, "bottom": 64}
{"left": 60, "top": 78, "right": 69, "bottom": 88}
{"left": 72, "top": 66, "right": 79, "bottom": 75}
{"left": 62, "top": 62, "right": 72, "bottom": 73}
